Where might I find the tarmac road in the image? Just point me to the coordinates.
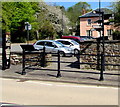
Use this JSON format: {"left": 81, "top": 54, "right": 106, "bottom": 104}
{"left": 1, "top": 78, "right": 118, "bottom": 105}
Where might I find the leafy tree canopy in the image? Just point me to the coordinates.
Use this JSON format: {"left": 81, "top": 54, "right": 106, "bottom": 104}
{"left": 66, "top": 2, "right": 92, "bottom": 27}
{"left": 112, "top": 1, "right": 120, "bottom": 26}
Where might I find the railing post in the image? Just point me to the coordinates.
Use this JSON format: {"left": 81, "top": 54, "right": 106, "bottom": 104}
{"left": 41, "top": 46, "right": 46, "bottom": 67}
{"left": 22, "top": 49, "right": 26, "bottom": 75}
{"left": 78, "top": 50, "right": 80, "bottom": 69}
{"left": 57, "top": 50, "right": 61, "bottom": 77}
{"left": 97, "top": 39, "right": 100, "bottom": 70}
{"left": 99, "top": 52, "right": 104, "bottom": 81}
{"left": 76, "top": 50, "right": 80, "bottom": 69}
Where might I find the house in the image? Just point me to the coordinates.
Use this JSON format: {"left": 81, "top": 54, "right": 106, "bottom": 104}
{"left": 79, "top": 8, "right": 114, "bottom": 39}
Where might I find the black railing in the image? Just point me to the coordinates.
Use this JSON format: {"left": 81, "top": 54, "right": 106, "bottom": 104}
{"left": 20, "top": 40, "right": 120, "bottom": 81}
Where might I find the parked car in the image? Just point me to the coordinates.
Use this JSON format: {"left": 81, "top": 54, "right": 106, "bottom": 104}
{"left": 61, "top": 36, "right": 85, "bottom": 43}
{"left": 33, "top": 40, "right": 74, "bottom": 56}
{"left": 79, "top": 36, "right": 94, "bottom": 40}
{"left": 55, "top": 39, "right": 80, "bottom": 54}
{"left": 61, "top": 36, "right": 81, "bottom": 43}
{"left": 0, "top": 37, "right": 2, "bottom": 48}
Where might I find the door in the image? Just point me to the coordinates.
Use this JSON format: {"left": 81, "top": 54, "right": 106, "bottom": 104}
{"left": 45, "top": 41, "right": 56, "bottom": 53}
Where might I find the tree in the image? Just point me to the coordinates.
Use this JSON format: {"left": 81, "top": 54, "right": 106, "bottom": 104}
{"left": 111, "top": 1, "right": 120, "bottom": 40}
{"left": 112, "top": 1, "right": 120, "bottom": 26}
{"left": 2, "top": 2, "right": 39, "bottom": 42}
{"left": 2, "top": 2, "right": 66, "bottom": 42}
{"left": 66, "top": 2, "right": 92, "bottom": 28}
{"left": 36, "top": 8, "right": 56, "bottom": 39}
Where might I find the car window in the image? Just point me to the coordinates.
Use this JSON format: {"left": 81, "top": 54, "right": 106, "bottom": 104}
{"left": 36, "top": 41, "right": 45, "bottom": 46}
{"left": 54, "top": 41, "right": 65, "bottom": 47}
{"left": 71, "top": 40, "right": 79, "bottom": 45}
{"left": 45, "top": 42, "right": 54, "bottom": 47}
{"left": 59, "top": 41, "right": 71, "bottom": 45}
{"left": 73, "top": 39, "right": 80, "bottom": 43}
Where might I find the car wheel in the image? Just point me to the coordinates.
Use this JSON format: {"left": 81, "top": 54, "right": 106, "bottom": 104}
{"left": 74, "top": 49, "right": 79, "bottom": 55}
{"left": 59, "top": 51, "right": 65, "bottom": 57}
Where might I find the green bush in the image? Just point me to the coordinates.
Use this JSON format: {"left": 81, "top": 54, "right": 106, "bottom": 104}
{"left": 112, "top": 30, "right": 120, "bottom": 40}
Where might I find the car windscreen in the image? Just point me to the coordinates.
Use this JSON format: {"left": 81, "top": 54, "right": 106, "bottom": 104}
{"left": 71, "top": 40, "right": 79, "bottom": 45}
{"left": 54, "top": 41, "right": 65, "bottom": 47}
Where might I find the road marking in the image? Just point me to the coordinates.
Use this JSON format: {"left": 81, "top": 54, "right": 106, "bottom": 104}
{"left": 26, "top": 80, "right": 118, "bottom": 90}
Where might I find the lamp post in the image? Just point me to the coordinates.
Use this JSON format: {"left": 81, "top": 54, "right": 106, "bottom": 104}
{"left": 96, "top": 0, "right": 105, "bottom": 81}
{"left": 93, "top": 0, "right": 105, "bottom": 81}
{"left": 100, "top": 11, "right": 105, "bottom": 81}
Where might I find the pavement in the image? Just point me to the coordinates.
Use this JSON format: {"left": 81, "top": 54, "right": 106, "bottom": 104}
{"left": 1, "top": 56, "right": 119, "bottom": 88}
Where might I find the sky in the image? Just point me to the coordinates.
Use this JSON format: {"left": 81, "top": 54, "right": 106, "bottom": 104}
{"left": 45, "top": 1, "right": 114, "bottom": 10}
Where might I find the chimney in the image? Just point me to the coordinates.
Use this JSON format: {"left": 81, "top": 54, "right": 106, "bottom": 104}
{"left": 82, "top": 8, "right": 86, "bottom": 15}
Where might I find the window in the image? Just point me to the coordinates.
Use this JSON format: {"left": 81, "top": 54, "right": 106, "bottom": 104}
{"left": 107, "top": 29, "right": 113, "bottom": 36}
{"left": 58, "top": 41, "right": 71, "bottom": 45}
{"left": 86, "top": 30, "right": 92, "bottom": 37}
{"left": 87, "top": 19, "right": 91, "bottom": 25}
{"left": 45, "top": 42, "right": 54, "bottom": 47}
{"left": 36, "top": 41, "right": 45, "bottom": 46}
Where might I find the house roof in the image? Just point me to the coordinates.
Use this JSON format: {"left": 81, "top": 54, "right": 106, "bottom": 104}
{"left": 79, "top": 8, "right": 113, "bottom": 18}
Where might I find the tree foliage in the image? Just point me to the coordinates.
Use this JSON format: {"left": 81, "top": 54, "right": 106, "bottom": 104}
{"left": 2, "top": 2, "right": 40, "bottom": 42}
{"left": 36, "top": 8, "right": 56, "bottom": 39}
{"left": 111, "top": 1, "right": 120, "bottom": 40}
{"left": 112, "top": 1, "right": 120, "bottom": 26}
{"left": 2, "top": 2, "right": 92, "bottom": 42}
{"left": 66, "top": 2, "right": 92, "bottom": 27}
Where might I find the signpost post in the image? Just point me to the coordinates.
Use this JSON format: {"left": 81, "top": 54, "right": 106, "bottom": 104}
{"left": 25, "top": 22, "right": 32, "bottom": 44}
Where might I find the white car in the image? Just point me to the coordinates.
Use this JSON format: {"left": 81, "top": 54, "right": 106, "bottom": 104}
{"left": 55, "top": 39, "right": 80, "bottom": 54}
{"left": 33, "top": 40, "right": 74, "bottom": 56}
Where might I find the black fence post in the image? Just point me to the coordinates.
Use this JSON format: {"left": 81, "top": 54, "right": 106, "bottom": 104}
{"left": 78, "top": 50, "right": 80, "bottom": 69}
{"left": 2, "top": 32, "right": 6, "bottom": 70}
{"left": 22, "top": 49, "right": 26, "bottom": 75}
{"left": 97, "top": 39, "right": 100, "bottom": 70}
{"left": 57, "top": 50, "right": 61, "bottom": 77}
{"left": 41, "top": 46, "right": 46, "bottom": 67}
{"left": 79, "top": 48, "right": 81, "bottom": 69}
{"left": 43, "top": 46, "right": 46, "bottom": 67}
{"left": 99, "top": 52, "right": 104, "bottom": 81}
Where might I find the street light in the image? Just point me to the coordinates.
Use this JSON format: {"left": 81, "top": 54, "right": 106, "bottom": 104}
{"left": 93, "top": 1, "right": 105, "bottom": 81}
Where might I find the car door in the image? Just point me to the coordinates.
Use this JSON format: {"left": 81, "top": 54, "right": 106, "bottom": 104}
{"left": 45, "top": 41, "right": 56, "bottom": 53}
{"left": 35, "top": 41, "right": 45, "bottom": 50}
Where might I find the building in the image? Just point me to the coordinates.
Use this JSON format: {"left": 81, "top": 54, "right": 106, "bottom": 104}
{"left": 79, "top": 8, "right": 114, "bottom": 39}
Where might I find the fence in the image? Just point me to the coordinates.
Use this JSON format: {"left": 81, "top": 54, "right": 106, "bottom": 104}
{"left": 20, "top": 40, "right": 120, "bottom": 81}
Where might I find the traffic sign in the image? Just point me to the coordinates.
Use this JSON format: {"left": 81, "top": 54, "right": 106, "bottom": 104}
{"left": 25, "top": 24, "right": 32, "bottom": 30}
{"left": 92, "top": 25, "right": 102, "bottom": 29}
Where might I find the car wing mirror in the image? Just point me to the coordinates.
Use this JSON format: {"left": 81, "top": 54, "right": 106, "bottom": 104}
{"left": 70, "top": 44, "right": 73, "bottom": 47}
{"left": 54, "top": 45, "right": 58, "bottom": 48}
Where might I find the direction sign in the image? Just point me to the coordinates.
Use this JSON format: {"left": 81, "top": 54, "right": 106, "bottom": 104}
{"left": 25, "top": 24, "right": 32, "bottom": 30}
{"left": 92, "top": 25, "right": 102, "bottom": 29}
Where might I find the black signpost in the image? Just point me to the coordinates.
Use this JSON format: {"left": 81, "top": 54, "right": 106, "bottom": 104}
{"left": 25, "top": 22, "right": 32, "bottom": 44}
{"left": 94, "top": 2, "right": 105, "bottom": 81}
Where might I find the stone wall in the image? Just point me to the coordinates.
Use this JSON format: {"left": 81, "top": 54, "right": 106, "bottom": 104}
{"left": 11, "top": 52, "right": 52, "bottom": 67}
{"left": 10, "top": 40, "right": 120, "bottom": 71}
{"left": 80, "top": 40, "right": 120, "bottom": 71}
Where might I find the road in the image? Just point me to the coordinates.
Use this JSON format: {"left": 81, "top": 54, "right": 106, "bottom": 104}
{"left": 1, "top": 78, "right": 118, "bottom": 105}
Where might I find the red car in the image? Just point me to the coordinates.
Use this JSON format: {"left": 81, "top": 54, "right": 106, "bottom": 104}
{"left": 61, "top": 36, "right": 84, "bottom": 43}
